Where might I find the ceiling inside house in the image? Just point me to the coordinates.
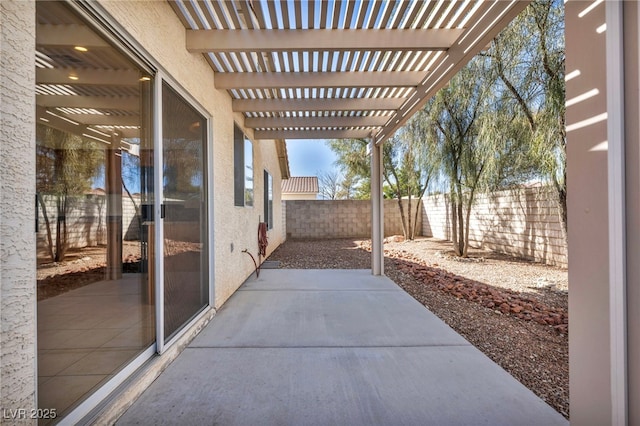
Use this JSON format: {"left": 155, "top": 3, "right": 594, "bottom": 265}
{"left": 169, "top": 0, "right": 530, "bottom": 144}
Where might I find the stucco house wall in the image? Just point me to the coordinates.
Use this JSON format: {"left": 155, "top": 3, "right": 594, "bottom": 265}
{"left": 282, "top": 193, "right": 318, "bottom": 201}
{"left": 0, "top": 0, "right": 37, "bottom": 414}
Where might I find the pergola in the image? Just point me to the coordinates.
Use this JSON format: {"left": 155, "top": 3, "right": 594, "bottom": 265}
{"left": 169, "top": 0, "right": 530, "bottom": 274}
{"left": 34, "top": 0, "right": 531, "bottom": 275}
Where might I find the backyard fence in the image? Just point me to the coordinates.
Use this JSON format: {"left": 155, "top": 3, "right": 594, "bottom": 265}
{"left": 284, "top": 199, "right": 422, "bottom": 239}
{"left": 421, "top": 187, "right": 567, "bottom": 267}
{"left": 283, "top": 186, "right": 567, "bottom": 267}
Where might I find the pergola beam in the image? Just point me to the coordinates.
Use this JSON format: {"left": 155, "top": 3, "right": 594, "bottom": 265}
{"left": 37, "top": 68, "right": 140, "bottom": 86}
{"left": 245, "top": 115, "right": 389, "bottom": 129}
{"left": 215, "top": 71, "right": 424, "bottom": 89}
{"left": 233, "top": 97, "right": 406, "bottom": 112}
{"left": 253, "top": 128, "right": 372, "bottom": 140}
{"left": 186, "top": 28, "right": 463, "bottom": 52}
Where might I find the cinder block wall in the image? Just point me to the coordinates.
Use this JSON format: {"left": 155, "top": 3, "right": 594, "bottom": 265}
{"left": 284, "top": 199, "right": 422, "bottom": 239}
{"left": 422, "top": 187, "right": 567, "bottom": 267}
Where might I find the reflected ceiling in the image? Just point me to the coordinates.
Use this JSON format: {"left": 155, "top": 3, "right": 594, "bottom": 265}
{"left": 36, "top": 1, "right": 146, "bottom": 152}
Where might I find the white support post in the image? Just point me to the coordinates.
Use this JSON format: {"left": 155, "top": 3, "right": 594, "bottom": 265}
{"left": 371, "top": 138, "right": 384, "bottom": 276}
{"left": 606, "top": 2, "right": 628, "bottom": 424}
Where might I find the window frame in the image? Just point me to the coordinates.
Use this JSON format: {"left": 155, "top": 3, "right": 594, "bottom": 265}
{"left": 263, "top": 169, "right": 273, "bottom": 230}
{"left": 233, "top": 124, "right": 253, "bottom": 207}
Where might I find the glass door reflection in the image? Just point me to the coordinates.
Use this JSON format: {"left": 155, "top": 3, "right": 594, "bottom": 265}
{"left": 161, "top": 83, "right": 209, "bottom": 342}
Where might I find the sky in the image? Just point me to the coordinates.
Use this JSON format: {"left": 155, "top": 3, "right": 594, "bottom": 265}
{"left": 285, "top": 139, "right": 338, "bottom": 177}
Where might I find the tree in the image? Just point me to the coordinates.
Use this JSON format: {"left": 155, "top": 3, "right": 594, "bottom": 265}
{"left": 318, "top": 169, "right": 342, "bottom": 200}
{"left": 382, "top": 112, "right": 437, "bottom": 240}
{"left": 122, "top": 150, "right": 142, "bottom": 231}
{"left": 429, "top": 56, "right": 495, "bottom": 257}
{"left": 487, "top": 0, "right": 566, "bottom": 238}
{"left": 400, "top": 109, "right": 439, "bottom": 239}
{"left": 36, "top": 125, "right": 104, "bottom": 262}
{"left": 328, "top": 130, "right": 435, "bottom": 240}
{"left": 327, "top": 138, "right": 372, "bottom": 200}
{"left": 336, "top": 170, "right": 359, "bottom": 200}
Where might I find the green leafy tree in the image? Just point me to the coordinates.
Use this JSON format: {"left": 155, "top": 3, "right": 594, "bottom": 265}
{"left": 328, "top": 128, "right": 435, "bottom": 240}
{"left": 337, "top": 170, "right": 360, "bottom": 200}
{"left": 487, "top": 0, "right": 566, "bottom": 236}
{"left": 327, "top": 138, "right": 371, "bottom": 200}
{"left": 382, "top": 111, "right": 437, "bottom": 240}
{"left": 429, "top": 57, "right": 495, "bottom": 257}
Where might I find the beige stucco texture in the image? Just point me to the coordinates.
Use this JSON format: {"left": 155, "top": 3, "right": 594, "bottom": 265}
{"left": 1, "top": 0, "right": 37, "bottom": 416}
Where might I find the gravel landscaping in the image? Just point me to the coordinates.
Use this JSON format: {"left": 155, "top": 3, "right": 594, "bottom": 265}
{"left": 267, "top": 237, "right": 569, "bottom": 419}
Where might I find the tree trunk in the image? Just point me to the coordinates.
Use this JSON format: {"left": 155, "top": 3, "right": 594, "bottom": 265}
{"left": 552, "top": 177, "right": 568, "bottom": 247}
{"left": 457, "top": 200, "right": 464, "bottom": 256}
{"left": 450, "top": 183, "right": 460, "bottom": 256}
{"left": 397, "top": 197, "right": 408, "bottom": 239}
{"left": 411, "top": 198, "right": 421, "bottom": 240}
{"left": 55, "top": 196, "right": 66, "bottom": 262}
{"left": 463, "top": 194, "right": 473, "bottom": 257}
{"left": 451, "top": 197, "right": 460, "bottom": 256}
{"left": 411, "top": 181, "right": 430, "bottom": 240}
{"left": 407, "top": 193, "right": 413, "bottom": 240}
{"left": 462, "top": 185, "right": 480, "bottom": 257}
{"left": 37, "top": 193, "right": 55, "bottom": 262}
{"left": 456, "top": 183, "right": 465, "bottom": 257}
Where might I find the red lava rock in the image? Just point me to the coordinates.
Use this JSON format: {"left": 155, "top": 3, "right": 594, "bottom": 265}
{"left": 373, "top": 243, "right": 568, "bottom": 335}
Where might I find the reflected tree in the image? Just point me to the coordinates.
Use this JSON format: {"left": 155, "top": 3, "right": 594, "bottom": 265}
{"left": 36, "top": 124, "right": 103, "bottom": 262}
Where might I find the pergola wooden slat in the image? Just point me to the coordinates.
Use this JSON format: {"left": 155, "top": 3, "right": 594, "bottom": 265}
{"left": 171, "top": 0, "right": 530, "bottom": 146}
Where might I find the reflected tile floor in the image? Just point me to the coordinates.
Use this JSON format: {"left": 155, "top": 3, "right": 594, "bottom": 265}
{"left": 37, "top": 274, "right": 155, "bottom": 421}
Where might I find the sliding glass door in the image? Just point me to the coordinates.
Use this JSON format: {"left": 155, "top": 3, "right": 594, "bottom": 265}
{"left": 161, "top": 83, "right": 209, "bottom": 343}
{"left": 35, "top": 1, "right": 155, "bottom": 418}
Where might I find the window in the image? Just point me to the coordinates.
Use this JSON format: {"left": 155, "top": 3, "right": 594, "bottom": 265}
{"left": 234, "top": 125, "right": 253, "bottom": 207}
{"left": 264, "top": 170, "right": 273, "bottom": 230}
{"left": 244, "top": 139, "right": 254, "bottom": 206}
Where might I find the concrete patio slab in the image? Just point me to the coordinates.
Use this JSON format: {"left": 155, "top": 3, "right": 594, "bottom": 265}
{"left": 240, "top": 269, "right": 400, "bottom": 291}
{"left": 191, "top": 277, "right": 467, "bottom": 348}
{"left": 117, "top": 270, "right": 567, "bottom": 426}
